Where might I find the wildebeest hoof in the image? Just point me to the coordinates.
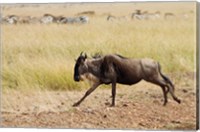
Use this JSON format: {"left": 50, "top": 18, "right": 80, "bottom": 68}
{"left": 72, "top": 102, "right": 80, "bottom": 107}
{"left": 163, "top": 101, "right": 168, "bottom": 106}
{"left": 105, "top": 102, "right": 110, "bottom": 106}
{"left": 177, "top": 99, "right": 181, "bottom": 104}
{"left": 174, "top": 98, "right": 181, "bottom": 104}
{"left": 163, "top": 103, "right": 167, "bottom": 106}
{"left": 110, "top": 104, "right": 115, "bottom": 107}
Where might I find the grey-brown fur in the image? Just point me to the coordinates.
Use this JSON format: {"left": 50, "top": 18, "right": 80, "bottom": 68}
{"left": 73, "top": 52, "right": 181, "bottom": 107}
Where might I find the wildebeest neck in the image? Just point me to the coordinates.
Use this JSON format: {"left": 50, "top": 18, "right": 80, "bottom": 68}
{"left": 85, "top": 58, "right": 103, "bottom": 78}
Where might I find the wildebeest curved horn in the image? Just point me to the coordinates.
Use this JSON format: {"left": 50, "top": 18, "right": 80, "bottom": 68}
{"left": 80, "top": 51, "right": 83, "bottom": 56}
{"left": 84, "top": 53, "right": 87, "bottom": 59}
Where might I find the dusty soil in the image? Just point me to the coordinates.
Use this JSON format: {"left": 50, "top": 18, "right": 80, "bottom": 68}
{"left": 1, "top": 73, "right": 197, "bottom": 130}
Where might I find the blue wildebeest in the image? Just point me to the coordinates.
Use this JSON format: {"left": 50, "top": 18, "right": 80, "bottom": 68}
{"left": 73, "top": 52, "right": 181, "bottom": 107}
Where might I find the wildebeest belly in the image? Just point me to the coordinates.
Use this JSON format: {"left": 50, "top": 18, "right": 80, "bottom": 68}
{"left": 117, "top": 77, "right": 142, "bottom": 85}
{"left": 114, "top": 60, "right": 143, "bottom": 85}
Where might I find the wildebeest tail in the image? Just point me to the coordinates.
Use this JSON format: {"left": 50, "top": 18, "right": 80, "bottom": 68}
{"left": 157, "top": 62, "right": 174, "bottom": 90}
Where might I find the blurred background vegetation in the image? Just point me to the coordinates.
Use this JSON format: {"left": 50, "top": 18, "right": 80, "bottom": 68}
{"left": 1, "top": 2, "right": 196, "bottom": 91}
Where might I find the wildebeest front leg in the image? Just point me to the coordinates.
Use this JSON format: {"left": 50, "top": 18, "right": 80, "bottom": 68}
{"left": 111, "top": 82, "right": 116, "bottom": 106}
{"left": 72, "top": 82, "right": 100, "bottom": 107}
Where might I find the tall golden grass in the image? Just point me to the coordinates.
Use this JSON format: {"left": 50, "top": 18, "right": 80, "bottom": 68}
{"left": 1, "top": 2, "right": 196, "bottom": 91}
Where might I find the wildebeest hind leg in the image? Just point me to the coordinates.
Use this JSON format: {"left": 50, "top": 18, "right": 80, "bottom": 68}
{"left": 149, "top": 76, "right": 181, "bottom": 105}
{"left": 161, "top": 86, "right": 168, "bottom": 106}
{"left": 166, "top": 84, "right": 181, "bottom": 104}
{"left": 145, "top": 76, "right": 169, "bottom": 105}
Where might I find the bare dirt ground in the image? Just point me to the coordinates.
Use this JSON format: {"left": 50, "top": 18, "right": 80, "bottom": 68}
{"left": 1, "top": 73, "right": 197, "bottom": 130}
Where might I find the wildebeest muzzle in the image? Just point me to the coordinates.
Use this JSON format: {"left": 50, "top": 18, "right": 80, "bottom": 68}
{"left": 74, "top": 75, "right": 80, "bottom": 82}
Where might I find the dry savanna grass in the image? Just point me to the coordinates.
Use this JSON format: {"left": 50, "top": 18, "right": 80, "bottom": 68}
{"left": 1, "top": 2, "right": 196, "bottom": 91}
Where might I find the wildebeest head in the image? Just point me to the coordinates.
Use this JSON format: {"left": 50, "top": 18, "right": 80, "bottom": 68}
{"left": 74, "top": 52, "right": 88, "bottom": 81}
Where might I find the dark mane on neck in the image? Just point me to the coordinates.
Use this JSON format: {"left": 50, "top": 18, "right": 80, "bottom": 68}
{"left": 115, "top": 54, "right": 128, "bottom": 59}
